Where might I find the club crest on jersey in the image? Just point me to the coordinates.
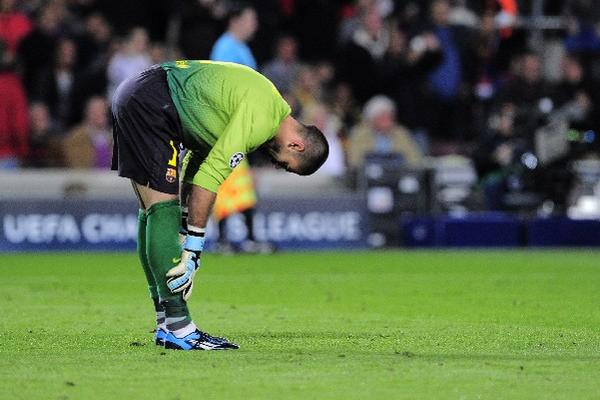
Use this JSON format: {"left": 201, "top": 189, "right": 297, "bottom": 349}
{"left": 165, "top": 168, "right": 177, "bottom": 183}
{"left": 229, "top": 152, "right": 245, "bottom": 168}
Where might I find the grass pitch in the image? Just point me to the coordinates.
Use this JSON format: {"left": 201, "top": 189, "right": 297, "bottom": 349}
{"left": 0, "top": 250, "right": 599, "bottom": 399}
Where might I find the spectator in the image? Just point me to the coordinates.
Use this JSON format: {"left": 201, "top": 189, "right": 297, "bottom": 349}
{"left": 551, "top": 54, "right": 594, "bottom": 127}
{"left": 18, "top": 5, "right": 64, "bottom": 97}
{"left": 177, "top": 0, "right": 225, "bottom": 59}
{"left": 0, "top": 0, "right": 595, "bottom": 188}
{"left": 448, "top": 0, "right": 479, "bottom": 28}
{"left": 423, "top": 0, "right": 467, "bottom": 141}
{"left": 339, "top": 5, "right": 390, "bottom": 103}
{"left": 465, "top": 10, "right": 502, "bottom": 138}
{"left": 291, "top": 64, "right": 323, "bottom": 111}
{"left": 314, "top": 60, "right": 335, "bottom": 94}
{"left": 347, "top": 95, "right": 424, "bottom": 171}
{"left": 380, "top": 27, "right": 441, "bottom": 150}
{"left": 25, "top": 102, "right": 61, "bottom": 168}
{"left": 262, "top": 34, "right": 300, "bottom": 94}
{"left": 497, "top": 52, "right": 548, "bottom": 110}
{"left": 0, "top": 25, "right": 11, "bottom": 69}
{"left": 149, "top": 42, "right": 169, "bottom": 65}
{"left": 34, "top": 37, "right": 78, "bottom": 129}
{"left": 60, "top": 96, "right": 111, "bottom": 169}
{"left": 564, "top": 16, "right": 600, "bottom": 55}
{"left": 76, "top": 12, "right": 112, "bottom": 71}
{"left": 210, "top": 3, "right": 269, "bottom": 254}
{"left": 473, "top": 104, "right": 525, "bottom": 210}
{"left": 495, "top": 52, "right": 551, "bottom": 140}
{"left": 330, "top": 82, "right": 361, "bottom": 139}
{"left": 0, "top": 0, "right": 32, "bottom": 60}
{"left": 209, "top": 3, "right": 258, "bottom": 69}
{"left": 338, "top": 0, "right": 376, "bottom": 45}
{"left": 396, "top": 1, "right": 423, "bottom": 33}
{"left": 106, "top": 27, "right": 152, "bottom": 101}
{"left": 0, "top": 70, "right": 28, "bottom": 168}
{"left": 468, "top": 11, "right": 501, "bottom": 101}
{"left": 550, "top": 54, "right": 599, "bottom": 160}
{"left": 70, "top": 13, "right": 113, "bottom": 125}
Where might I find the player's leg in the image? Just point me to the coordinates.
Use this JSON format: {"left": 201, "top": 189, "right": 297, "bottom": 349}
{"left": 138, "top": 210, "right": 167, "bottom": 343}
{"left": 131, "top": 182, "right": 167, "bottom": 344}
{"left": 139, "top": 179, "right": 238, "bottom": 350}
{"left": 133, "top": 183, "right": 196, "bottom": 337}
{"left": 135, "top": 178, "right": 228, "bottom": 350}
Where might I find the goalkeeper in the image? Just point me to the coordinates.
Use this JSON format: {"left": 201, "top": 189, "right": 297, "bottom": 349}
{"left": 111, "top": 60, "right": 329, "bottom": 350}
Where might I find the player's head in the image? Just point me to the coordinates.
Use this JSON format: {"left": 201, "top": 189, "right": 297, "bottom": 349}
{"left": 293, "top": 124, "right": 329, "bottom": 175}
{"left": 265, "top": 118, "right": 329, "bottom": 176}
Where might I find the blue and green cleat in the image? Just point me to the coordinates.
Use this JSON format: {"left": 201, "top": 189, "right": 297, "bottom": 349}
{"left": 164, "top": 330, "right": 239, "bottom": 350}
{"left": 155, "top": 327, "right": 168, "bottom": 346}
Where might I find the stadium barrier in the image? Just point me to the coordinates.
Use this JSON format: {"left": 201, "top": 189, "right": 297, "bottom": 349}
{"left": 0, "top": 196, "right": 368, "bottom": 252}
{"left": 2, "top": 198, "right": 599, "bottom": 252}
{"left": 401, "top": 214, "right": 600, "bottom": 247}
{"left": 526, "top": 217, "right": 600, "bottom": 247}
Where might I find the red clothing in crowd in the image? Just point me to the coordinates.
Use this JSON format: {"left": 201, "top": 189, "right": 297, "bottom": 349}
{"left": 0, "top": 73, "right": 29, "bottom": 159}
{"left": 0, "top": 10, "right": 32, "bottom": 54}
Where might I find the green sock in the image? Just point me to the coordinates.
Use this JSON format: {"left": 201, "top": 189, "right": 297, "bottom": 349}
{"left": 138, "top": 209, "right": 165, "bottom": 327}
{"left": 145, "top": 200, "right": 191, "bottom": 324}
{"left": 137, "top": 209, "right": 159, "bottom": 300}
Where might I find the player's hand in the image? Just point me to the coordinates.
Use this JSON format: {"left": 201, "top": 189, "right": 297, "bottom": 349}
{"left": 166, "top": 233, "right": 204, "bottom": 300}
{"left": 166, "top": 249, "right": 200, "bottom": 296}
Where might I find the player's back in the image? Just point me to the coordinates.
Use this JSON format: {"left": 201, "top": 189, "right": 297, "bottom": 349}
{"left": 161, "top": 60, "right": 287, "bottom": 150}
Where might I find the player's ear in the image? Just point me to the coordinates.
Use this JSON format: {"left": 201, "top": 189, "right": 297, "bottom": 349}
{"left": 287, "top": 139, "right": 305, "bottom": 152}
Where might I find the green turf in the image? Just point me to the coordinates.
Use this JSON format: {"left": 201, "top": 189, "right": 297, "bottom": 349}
{"left": 1, "top": 250, "right": 599, "bottom": 399}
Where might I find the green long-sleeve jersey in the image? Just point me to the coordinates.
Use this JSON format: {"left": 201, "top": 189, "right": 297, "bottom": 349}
{"left": 160, "top": 60, "right": 291, "bottom": 192}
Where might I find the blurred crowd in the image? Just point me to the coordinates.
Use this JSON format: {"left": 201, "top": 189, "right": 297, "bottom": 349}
{"left": 1, "top": 0, "right": 600, "bottom": 210}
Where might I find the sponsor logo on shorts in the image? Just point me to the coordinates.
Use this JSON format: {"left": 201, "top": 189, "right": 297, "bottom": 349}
{"left": 166, "top": 168, "right": 177, "bottom": 183}
{"left": 229, "top": 152, "right": 245, "bottom": 168}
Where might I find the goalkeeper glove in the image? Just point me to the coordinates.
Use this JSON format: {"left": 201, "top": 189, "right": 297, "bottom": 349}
{"left": 166, "top": 226, "right": 204, "bottom": 301}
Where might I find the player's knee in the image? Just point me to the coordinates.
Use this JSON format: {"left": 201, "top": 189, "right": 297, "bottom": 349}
{"left": 135, "top": 183, "right": 179, "bottom": 210}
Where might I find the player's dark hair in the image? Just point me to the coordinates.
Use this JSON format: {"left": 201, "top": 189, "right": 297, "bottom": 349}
{"left": 296, "top": 124, "right": 329, "bottom": 175}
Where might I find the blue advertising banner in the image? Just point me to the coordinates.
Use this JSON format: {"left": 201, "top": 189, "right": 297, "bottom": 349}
{"left": 0, "top": 199, "right": 139, "bottom": 252}
{"left": 401, "top": 214, "right": 522, "bottom": 247}
{"left": 0, "top": 196, "right": 367, "bottom": 252}
{"left": 229, "top": 197, "right": 367, "bottom": 250}
{"left": 527, "top": 217, "right": 600, "bottom": 247}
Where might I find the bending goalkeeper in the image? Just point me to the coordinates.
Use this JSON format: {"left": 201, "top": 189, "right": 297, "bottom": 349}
{"left": 111, "top": 60, "right": 329, "bottom": 350}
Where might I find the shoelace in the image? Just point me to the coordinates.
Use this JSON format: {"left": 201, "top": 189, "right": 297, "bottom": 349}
{"left": 198, "top": 331, "right": 229, "bottom": 344}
